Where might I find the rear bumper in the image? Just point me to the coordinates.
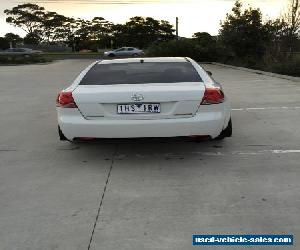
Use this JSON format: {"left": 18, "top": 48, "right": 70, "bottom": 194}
{"left": 57, "top": 103, "right": 230, "bottom": 140}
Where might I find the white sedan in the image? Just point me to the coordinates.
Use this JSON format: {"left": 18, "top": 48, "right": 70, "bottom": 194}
{"left": 103, "top": 47, "right": 144, "bottom": 57}
{"left": 56, "top": 57, "right": 232, "bottom": 141}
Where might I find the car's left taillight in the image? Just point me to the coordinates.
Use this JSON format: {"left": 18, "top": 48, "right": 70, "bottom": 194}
{"left": 56, "top": 91, "right": 78, "bottom": 108}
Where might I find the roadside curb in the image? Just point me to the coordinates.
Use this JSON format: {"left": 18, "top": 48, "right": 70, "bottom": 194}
{"left": 0, "top": 61, "right": 54, "bottom": 66}
{"left": 211, "top": 62, "right": 300, "bottom": 82}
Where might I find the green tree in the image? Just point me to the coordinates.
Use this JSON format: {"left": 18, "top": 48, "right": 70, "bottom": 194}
{"left": 192, "top": 32, "right": 219, "bottom": 61}
{"left": 89, "top": 17, "right": 113, "bottom": 39}
{"left": 23, "top": 31, "right": 42, "bottom": 45}
{"left": 158, "top": 20, "right": 175, "bottom": 41}
{"left": 4, "top": 4, "right": 77, "bottom": 45}
{"left": 4, "top": 33, "right": 23, "bottom": 47}
{"left": 263, "top": 19, "right": 286, "bottom": 61}
{"left": 73, "top": 19, "right": 93, "bottom": 50}
{"left": 42, "top": 12, "right": 70, "bottom": 43}
{"left": 193, "top": 32, "right": 214, "bottom": 44}
{"left": 4, "top": 3, "right": 46, "bottom": 45}
{"left": 62, "top": 18, "right": 87, "bottom": 51}
{"left": 219, "top": 0, "right": 269, "bottom": 62}
{"left": 148, "top": 33, "right": 220, "bottom": 62}
{"left": 112, "top": 16, "right": 174, "bottom": 48}
{"left": 80, "top": 17, "right": 113, "bottom": 49}
{"left": 92, "top": 17, "right": 113, "bottom": 48}
{"left": 148, "top": 39, "right": 196, "bottom": 58}
{"left": 281, "top": 0, "right": 300, "bottom": 52}
{"left": 0, "top": 37, "right": 9, "bottom": 50}
{"left": 4, "top": 3, "right": 45, "bottom": 34}
{"left": 111, "top": 24, "right": 128, "bottom": 48}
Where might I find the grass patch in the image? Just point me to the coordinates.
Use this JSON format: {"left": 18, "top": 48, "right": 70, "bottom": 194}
{"left": 268, "top": 59, "right": 300, "bottom": 77}
{"left": 0, "top": 54, "right": 51, "bottom": 65}
{"left": 41, "top": 52, "right": 103, "bottom": 60}
{"left": 42, "top": 52, "right": 103, "bottom": 55}
{"left": 220, "top": 54, "right": 300, "bottom": 77}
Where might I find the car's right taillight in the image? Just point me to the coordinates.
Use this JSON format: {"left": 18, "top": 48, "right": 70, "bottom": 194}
{"left": 56, "top": 91, "right": 78, "bottom": 108}
{"left": 201, "top": 86, "right": 225, "bottom": 105}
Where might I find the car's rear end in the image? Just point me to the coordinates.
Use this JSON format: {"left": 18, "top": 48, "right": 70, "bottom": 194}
{"left": 56, "top": 57, "right": 231, "bottom": 141}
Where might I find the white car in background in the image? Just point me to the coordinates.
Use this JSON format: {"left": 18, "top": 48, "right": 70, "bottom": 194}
{"left": 104, "top": 47, "right": 144, "bottom": 57}
{"left": 56, "top": 57, "right": 232, "bottom": 141}
{"left": 0, "top": 48, "right": 42, "bottom": 55}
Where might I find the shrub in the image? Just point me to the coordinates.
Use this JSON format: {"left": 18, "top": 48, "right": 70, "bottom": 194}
{"left": 147, "top": 39, "right": 219, "bottom": 62}
{"left": 0, "top": 54, "right": 51, "bottom": 65}
{"left": 269, "top": 58, "right": 300, "bottom": 77}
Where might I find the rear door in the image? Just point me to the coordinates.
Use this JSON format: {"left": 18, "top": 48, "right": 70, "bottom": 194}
{"left": 72, "top": 60, "right": 205, "bottom": 120}
{"left": 114, "top": 48, "right": 126, "bottom": 56}
{"left": 126, "top": 47, "right": 135, "bottom": 56}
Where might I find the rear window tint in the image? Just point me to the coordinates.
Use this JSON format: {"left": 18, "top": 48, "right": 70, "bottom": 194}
{"left": 80, "top": 62, "right": 202, "bottom": 85}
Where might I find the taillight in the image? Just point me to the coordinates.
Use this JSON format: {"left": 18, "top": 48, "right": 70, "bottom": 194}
{"left": 56, "top": 91, "right": 78, "bottom": 108}
{"left": 201, "top": 86, "right": 225, "bottom": 105}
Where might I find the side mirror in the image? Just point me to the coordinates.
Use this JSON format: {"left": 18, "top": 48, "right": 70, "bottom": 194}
{"left": 206, "top": 71, "right": 212, "bottom": 76}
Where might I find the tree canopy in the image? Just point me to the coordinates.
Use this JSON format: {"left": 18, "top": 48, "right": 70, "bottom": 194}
{"left": 4, "top": 4, "right": 175, "bottom": 50}
{"left": 4, "top": 3, "right": 45, "bottom": 34}
{"left": 219, "top": 0, "right": 270, "bottom": 58}
{"left": 2, "top": 0, "right": 299, "bottom": 61}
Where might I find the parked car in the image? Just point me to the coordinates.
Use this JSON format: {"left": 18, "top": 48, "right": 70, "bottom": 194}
{"left": 0, "top": 48, "right": 42, "bottom": 55}
{"left": 56, "top": 57, "right": 232, "bottom": 141}
{"left": 104, "top": 47, "right": 144, "bottom": 57}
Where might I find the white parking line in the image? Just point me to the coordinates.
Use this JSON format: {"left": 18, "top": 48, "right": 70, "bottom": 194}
{"left": 231, "top": 108, "right": 244, "bottom": 111}
{"left": 1, "top": 147, "right": 300, "bottom": 158}
{"left": 192, "top": 150, "right": 300, "bottom": 156}
{"left": 119, "top": 149, "right": 300, "bottom": 159}
{"left": 232, "top": 107, "right": 300, "bottom": 111}
{"left": 272, "top": 150, "right": 300, "bottom": 154}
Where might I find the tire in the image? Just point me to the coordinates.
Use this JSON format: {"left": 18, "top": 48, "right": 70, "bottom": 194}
{"left": 214, "top": 118, "right": 232, "bottom": 140}
{"left": 108, "top": 53, "right": 115, "bottom": 57}
{"left": 132, "top": 53, "right": 138, "bottom": 57}
{"left": 58, "top": 126, "right": 68, "bottom": 141}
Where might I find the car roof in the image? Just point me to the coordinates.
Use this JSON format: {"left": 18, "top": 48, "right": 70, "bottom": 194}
{"left": 99, "top": 57, "right": 189, "bottom": 64}
{"left": 115, "top": 47, "right": 135, "bottom": 49}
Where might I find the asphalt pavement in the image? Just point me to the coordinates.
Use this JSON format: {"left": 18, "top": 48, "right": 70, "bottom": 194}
{"left": 0, "top": 60, "right": 299, "bottom": 250}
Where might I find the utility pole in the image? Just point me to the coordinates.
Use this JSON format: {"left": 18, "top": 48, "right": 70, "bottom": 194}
{"left": 176, "top": 17, "right": 179, "bottom": 40}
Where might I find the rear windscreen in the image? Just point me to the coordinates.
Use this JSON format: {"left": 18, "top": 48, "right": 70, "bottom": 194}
{"left": 80, "top": 62, "right": 202, "bottom": 85}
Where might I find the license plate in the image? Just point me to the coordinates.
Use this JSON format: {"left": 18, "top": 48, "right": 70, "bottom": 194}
{"left": 117, "top": 103, "right": 160, "bottom": 114}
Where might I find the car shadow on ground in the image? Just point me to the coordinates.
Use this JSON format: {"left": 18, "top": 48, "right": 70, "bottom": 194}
{"left": 57, "top": 137, "right": 228, "bottom": 162}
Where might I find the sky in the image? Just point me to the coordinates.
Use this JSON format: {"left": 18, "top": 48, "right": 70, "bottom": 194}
{"left": 0, "top": 0, "right": 289, "bottom": 37}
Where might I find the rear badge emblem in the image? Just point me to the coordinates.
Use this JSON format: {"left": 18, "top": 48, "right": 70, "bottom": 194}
{"left": 131, "top": 93, "right": 144, "bottom": 102}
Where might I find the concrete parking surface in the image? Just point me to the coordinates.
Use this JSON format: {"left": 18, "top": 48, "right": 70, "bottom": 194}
{"left": 0, "top": 60, "right": 299, "bottom": 250}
